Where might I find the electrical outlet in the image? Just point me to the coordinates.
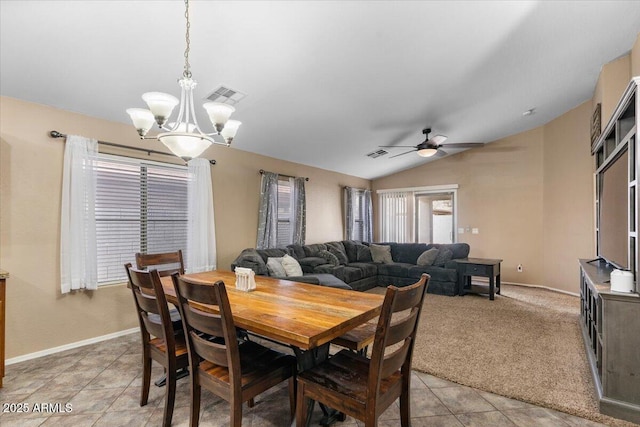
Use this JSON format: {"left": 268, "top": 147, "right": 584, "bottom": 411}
{"left": 517, "top": 264, "right": 523, "bottom": 273}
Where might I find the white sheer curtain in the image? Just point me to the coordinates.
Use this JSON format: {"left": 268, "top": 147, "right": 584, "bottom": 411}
{"left": 60, "top": 135, "right": 98, "bottom": 293}
{"left": 378, "top": 191, "right": 414, "bottom": 243}
{"left": 187, "top": 158, "right": 216, "bottom": 272}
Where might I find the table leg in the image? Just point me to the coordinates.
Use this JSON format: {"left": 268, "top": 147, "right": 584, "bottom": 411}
{"left": 497, "top": 274, "right": 501, "bottom": 295}
{"left": 489, "top": 276, "right": 495, "bottom": 301}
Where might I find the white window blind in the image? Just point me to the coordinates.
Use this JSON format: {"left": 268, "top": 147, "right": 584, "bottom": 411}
{"left": 353, "top": 190, "right": 365, "bottom": 241}
{"left": 276, "top": 177, "right": 293, "bottom": 247}
{"left": 378, "top": 191, "right": 414, "bottom": 243}
{"left": 95, "top": 154, "right": 188, "bottom": 284}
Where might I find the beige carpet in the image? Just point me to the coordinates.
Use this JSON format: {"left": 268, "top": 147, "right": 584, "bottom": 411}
{"left": 372, "top": 284, "right": 638, "bottom": 426}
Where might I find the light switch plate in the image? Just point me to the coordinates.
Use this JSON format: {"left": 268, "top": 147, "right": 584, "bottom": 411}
{"left": 458, "top": 228, "right": 465, "bottom": 234}
{"left": 472, "top": 228, "right": 479, "bottom": 234}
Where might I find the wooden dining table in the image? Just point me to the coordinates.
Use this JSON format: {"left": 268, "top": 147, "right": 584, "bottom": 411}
{"left": 160, "top": 270, "right": 384, "bottom": 352}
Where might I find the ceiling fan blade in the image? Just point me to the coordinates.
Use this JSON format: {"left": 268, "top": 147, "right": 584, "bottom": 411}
{"left": 439, "top": 142, "right": 485, "bottom": 149}
{"left": 389, "top": 150, "right": 416, "bottom": 159}
{"left": 379, "top": 145, "right": 419, "bottom": 148}
{"left": 430, "top": 135, "right": 448, "bottom": 145}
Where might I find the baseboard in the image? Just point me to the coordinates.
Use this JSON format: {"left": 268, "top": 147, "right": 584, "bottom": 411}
{"left": 471, "top": 278, "right": 580, "bottom": 297}
{"left": 6, "top": 328, "right": 138, "bottom": 365}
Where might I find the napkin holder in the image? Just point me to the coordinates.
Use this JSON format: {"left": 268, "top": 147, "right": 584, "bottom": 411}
{"left": 235, "top": 267, "right": 256, "bottom": 292}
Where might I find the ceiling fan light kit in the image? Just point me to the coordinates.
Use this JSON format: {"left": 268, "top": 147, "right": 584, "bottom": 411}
{"left": 417, "top": 148, "right": 438, "bottom": 157}
{"left": 126, "top": 0, "right": 241, "bottom": 161}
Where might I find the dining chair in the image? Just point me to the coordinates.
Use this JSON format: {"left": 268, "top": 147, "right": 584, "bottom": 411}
{"left": 171, "top": 274, "right": 298, "bottom": 427}
{"left": 135, "top": 250, "right": 185, "bottom": 277}
{"left": 134, "top": 250, "right": 188, "bottom": 385}
{"left": 296, "top": 273, "right": 430, "bottom": 427}
{"left": 331, "top": 321, "right": 376, "bottom": 356}
{"left": 124, "top": 264, "right": 190, "bottom": 427}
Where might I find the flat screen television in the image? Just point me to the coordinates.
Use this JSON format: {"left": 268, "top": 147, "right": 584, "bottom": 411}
{"left": 598, "top": 147, "right": 629, "bottom": 270}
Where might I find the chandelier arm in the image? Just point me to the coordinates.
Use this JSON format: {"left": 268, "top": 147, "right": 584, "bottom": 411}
{"left": 188, "top": 84, "right": 207, "bottom": 135}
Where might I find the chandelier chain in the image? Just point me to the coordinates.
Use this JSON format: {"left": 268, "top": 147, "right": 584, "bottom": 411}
{"left": 183, "top": 0, "right": 192, "bottom": 78}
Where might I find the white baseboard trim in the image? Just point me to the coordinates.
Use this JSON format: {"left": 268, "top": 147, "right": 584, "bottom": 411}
{"left": 471, "top": 278, "right": 579, "bottom": 297}
{"left": 6, "top": 328, "right": 139, "bottom": 365}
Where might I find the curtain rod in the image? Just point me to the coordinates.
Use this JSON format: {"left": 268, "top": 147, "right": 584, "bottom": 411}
{"left": 259, "top": 169, "right": 309, "bottom": 181}
{"left": 49, "top": 131, "right": 216, "bottom": 165}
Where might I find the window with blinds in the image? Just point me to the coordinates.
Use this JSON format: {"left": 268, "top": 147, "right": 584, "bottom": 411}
{"left": 95, "top": 154, "right": 188, "bottom": 284}
{"left": 276, "top": 177, "right": 293, "bottom": 247}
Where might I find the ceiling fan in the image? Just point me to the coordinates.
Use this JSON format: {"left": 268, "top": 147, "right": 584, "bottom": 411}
{"left": 381, "top": 128, "right": 484, "bottom": 158}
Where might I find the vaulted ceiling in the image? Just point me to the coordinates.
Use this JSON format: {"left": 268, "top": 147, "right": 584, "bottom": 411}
{"left": 2, "top": 1, "right": 640, "bottom": 179}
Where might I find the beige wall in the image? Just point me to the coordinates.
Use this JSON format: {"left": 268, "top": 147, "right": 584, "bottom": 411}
{"left": 542, "top": 101, "right": 595, "bottom": 292}
{"left": 372, "top": 128, "right": 546, "bottom": 286}
{"left": 632, "top": 33, "right": 640, "bottom": 77}
{"left": 592, "top": 54, "right": 631, "bottom": 126}
{"left": 0, "top": 96, "right": 369, "bottom": 359}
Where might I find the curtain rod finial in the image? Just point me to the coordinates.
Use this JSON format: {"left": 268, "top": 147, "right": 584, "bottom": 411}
{"left": 50, "top": 130, "right": 65, "bottom": 138}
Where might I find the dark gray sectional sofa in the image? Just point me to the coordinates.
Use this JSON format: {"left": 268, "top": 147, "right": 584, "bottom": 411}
{"left": 231, "top": 240, "right": 470, "bottom": 296}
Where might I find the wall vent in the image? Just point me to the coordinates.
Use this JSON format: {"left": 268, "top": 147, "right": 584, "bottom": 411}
{"left": 367, "top": 149, "right": 388, "bottom": 158}
{"left": 205, "top": 86, "right": 246, "bottom": 105}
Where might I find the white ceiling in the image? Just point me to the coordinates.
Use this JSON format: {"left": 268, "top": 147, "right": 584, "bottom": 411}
{"left": 2, "top": 1, "right": 640, "bottom": 179}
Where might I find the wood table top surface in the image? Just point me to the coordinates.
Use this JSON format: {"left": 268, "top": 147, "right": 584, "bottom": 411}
{"left": 161, "top": 270, "right": 384, "bottom": 350}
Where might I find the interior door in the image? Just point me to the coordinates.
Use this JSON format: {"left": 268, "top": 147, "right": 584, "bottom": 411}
{"left": 415, "top": 193, "right": 454, "bottom": 243}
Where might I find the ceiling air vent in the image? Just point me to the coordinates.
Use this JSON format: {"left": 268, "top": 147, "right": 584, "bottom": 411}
{"left": 366, "top": 149, "right": 388, "bottom": 159}
{"left": 205, "top": 86, "right": 246, "bottom": 105}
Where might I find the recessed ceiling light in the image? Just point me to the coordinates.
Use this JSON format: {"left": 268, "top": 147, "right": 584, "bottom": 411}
{"left": 522, "top": 108, "right": 536, "bottom": 117}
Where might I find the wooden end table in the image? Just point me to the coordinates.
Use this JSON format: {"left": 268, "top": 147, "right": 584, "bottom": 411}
{"left": 455, "top": 258, "right": 503, "bottom": 300}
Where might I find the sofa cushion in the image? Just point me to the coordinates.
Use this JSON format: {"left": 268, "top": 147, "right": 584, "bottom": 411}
{"left": 303, "top": 243, "right": 327, "bottom": 257}
{"left": 356, "top": 244, "right": 373, "bottom": 262}
{"left": 389, "top": 243, "right": 429, "bottom": 264}
{"left": 408, "top": 265, "right": 457, "bottom": 283}
{"left": 256, "top": 248, "right": 288, "bottom": 263}
{"left": 370, "top": 244, "right": 393, "bottom": 264}
{"left": 232, "top": 248, "right": 269, "bottom": 276}
{"left": 417, "top": 248, "right": 439, "bottom": 266}
{"left": 341, "top": 266, "right": 364, "bottom": 283}
{"left": 318, "top": 249, "right": 340, "bottom": 266}
{"left": 281, "top": 254, "right": 303, "bottom": 276}
{"left": 433, "top": 248, "right": 453, "bottom": 267}
{"left": 341, "top": 240, "right": 361, "bottom": 263}
{"left": 326, "top": 241, "right": 349, "bottom": 264}
{"left": 346, "top": 262, "right": 377, "bottom": 278}
{"left": 314, "top": 264, "right": 345, "bottom": 281}
{"left": 286, "top": 244, "right": 306, "bottom": 259}
{"left": 377, "top": 262, "right": 413, "bottom": 278}
{"left": 298, "top": 257, "right": 328, "bottom": 269}
{"left": 428, "top": 243, "right": 470, "bottom": 260}
{"left": 266, "top": 257, "right": 286, "bottom": 277}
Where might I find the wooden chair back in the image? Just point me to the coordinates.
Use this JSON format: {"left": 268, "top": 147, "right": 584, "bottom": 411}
{"left": 135, "top": 250, "right": 185, "bottom": 277}
{"left": 125, "top": 263, "right": 177, "bottom": 347}
{"left": 171, "top": 275, "right": 242, "bottom": 386}
{"left": 368, "top": 274, "right": 429, "bottom": 402}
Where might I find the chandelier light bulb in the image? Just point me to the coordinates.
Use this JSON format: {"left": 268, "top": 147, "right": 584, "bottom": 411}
{"left": 203, "top": 102, "right": 236, "bottom": 132}
{"left": 220, "top": 120, "right": 241, "bottom": 145}
{"left": 141, "top": 92, "right": 179, "bottom": 126}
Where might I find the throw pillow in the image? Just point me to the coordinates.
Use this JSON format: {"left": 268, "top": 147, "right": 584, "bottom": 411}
{"left": 356, "top": 244, "right": 373, "bottom": 262}
{"left": 370, "top": 244, "right": 393, "bottom": 264}
{"left": 318, "top": 249, "right": 340, "bottom": 266}
{"left": 327, "top": 245, "right": 349, "bottom": 265}
{"left": 433, "top": 248, "right": 453, "bottom": 267}
{"left": 266, "top": 257, "right": 286, "bottom": 277}
{"left": 281, "top": 254, "right": 303, "bottom": 277}
{"left": 417, "top": 248, "right": 439, "bottom": 266}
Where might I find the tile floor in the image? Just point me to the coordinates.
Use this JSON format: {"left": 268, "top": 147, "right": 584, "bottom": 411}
{"left": 0, "top": 333, "right": 607, "bottom": 427}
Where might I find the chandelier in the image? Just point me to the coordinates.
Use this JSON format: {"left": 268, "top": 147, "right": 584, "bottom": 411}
{"left": 126, "top": 0, "right": 240, "bottom": 160}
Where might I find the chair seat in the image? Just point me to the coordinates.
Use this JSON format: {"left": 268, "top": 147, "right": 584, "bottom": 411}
{"left": 332, "top": 323, "right": 376, "bottom": 352}
{"left": 199, "top": 341, "right": 296, "bottom": 388}
{"left": 150, "top": 335, "right": 189, "bottom": 358}
{"left": 298, "top": 350, "right": 401, "bottom": 404}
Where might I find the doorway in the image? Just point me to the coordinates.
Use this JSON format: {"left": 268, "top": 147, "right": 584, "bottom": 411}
{"left": 415, "top": 193, "right": 455, "bottom": 244}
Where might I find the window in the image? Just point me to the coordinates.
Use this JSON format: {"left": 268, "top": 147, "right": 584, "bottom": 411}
{"left": 378, "top": 185, "right": 458, "bottom": 243}
{"left": 276, "top": 176, "right": 293, "bottom": 247}
{"left": 95, "top": 154, "right": 188, "bottom": 284}
{"left": 345, "top": 188, "right": 372, "bottom": 242}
